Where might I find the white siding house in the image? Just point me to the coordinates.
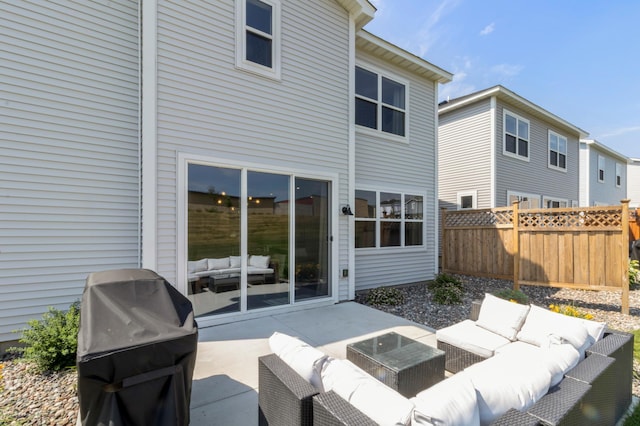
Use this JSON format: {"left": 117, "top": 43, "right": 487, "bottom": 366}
{"left": 628, "top": 159, "right": 640, "bottom": 209}
{"left": 0, "top": 0, "right": 451, "bottom": 343}
{"left": 579, "top": 139, "right": 628, "bottom": 207}
{"left": 438, "top": 86, "right": 588, "bottom": 212}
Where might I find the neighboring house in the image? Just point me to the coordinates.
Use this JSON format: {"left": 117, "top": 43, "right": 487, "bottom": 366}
{"left": 579, "top": 139, "right": 628, "bottom": 207}
{"left": 438, "top": 85, "right": 588, "bottom": 211}
{"left": 628, "top": 158, "right": 640, "bottom": 209}
{"left": 0, "top": 0, "right": 451, "bottom": 343}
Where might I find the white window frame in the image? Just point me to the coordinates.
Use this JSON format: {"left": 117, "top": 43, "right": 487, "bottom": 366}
{"left": 542, "top": 196, "right": 569, "bottom": 209}
{"left": 507, "top": 190, "right": 540, "bottom": 209}
{"left": 597, "top": 155, "right": 605, "bottom": 183}
{"left": 503, "top": 109, "right": 530, "bottom": 161}
{"left": 616, "top": 162, "right": 622, "bottom": 187}
{"left": 457, "top": 190, "right": 477, "bottom": 210}
{"left": 355, "top": 62, "right": 409, "bottom": 142}
{"left": 235, "top": 0, "right": 281, "bottom": 80}
{"left": 548, "top": 130, "right": 568, "bottom": 172}
{"left": 355, "top": 189, "right": 425, "bottom": 250}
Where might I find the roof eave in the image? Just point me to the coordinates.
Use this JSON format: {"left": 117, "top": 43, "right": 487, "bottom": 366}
{"left": 336, "top": 0, "right": 376, "bottom": 29}
{"left": 581, "top": 139, "right": 629, "bottom": 161}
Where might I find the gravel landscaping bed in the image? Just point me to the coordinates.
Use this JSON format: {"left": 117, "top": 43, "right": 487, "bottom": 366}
{"left": 355, "top": 274, "right": 640, "bottom": 397}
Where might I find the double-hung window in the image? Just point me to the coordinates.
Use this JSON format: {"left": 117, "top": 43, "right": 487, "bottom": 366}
{"left": 236, "top": 0, "right": 280, "bottom": 78}
{"left": 355, "top": 190, "right": 424, "bottom": 248}
{"left": 503, "top": 110, "right": 529, "bottom": 159}
{"left": 616, "top": 163, "right": 622, "bottom": 187}
{"left": 548, "top": 131, "right": 567, "bottom": 171}
{"left": 355, "top": 66, "right": 406, "bottom": 137}
{"left": 597, "top": 155, "right": 605, "bottom": 183}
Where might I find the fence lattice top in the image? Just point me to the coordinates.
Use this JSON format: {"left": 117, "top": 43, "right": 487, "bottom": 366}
{"left": 444, "top": 208, "right": 513, "bottom": 227}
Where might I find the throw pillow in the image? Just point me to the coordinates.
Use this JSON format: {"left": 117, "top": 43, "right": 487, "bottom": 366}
{"left": 476, "top": 293, "right": 530, "bottom": 341}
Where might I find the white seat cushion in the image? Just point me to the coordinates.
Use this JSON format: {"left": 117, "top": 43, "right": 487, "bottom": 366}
{"left": 268, "top": 332, "right": 327, "bottom": 390}
{"left": 411, "top": 370, "right": 480, "bottom": 426}
{"left": 321, "top": 358, "right": 414, "bottom": 426}
{"left": 465, "top": 353, "right": 551, "bottom": 425}
{"left": 437, "top": 320, "right": 510, "bottom": 358}
{"left": 495, "top": 341, "right": 580, "bottom": 387}
{"left": 475, "top": 293, "right": 530, "bottom": 341}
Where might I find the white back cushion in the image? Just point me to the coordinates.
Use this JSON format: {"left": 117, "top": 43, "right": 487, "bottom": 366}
{"left": 249, "top": 255, "right": 270, "bottom": 268}
{"left": 268, "top": 332, "right": 327, "bottom": 391}
{"left": 476, "top": 293, "right": 530, "bottom": 341}
{"left": 411, "top": 371, "right": 480, "bottom": 426}
{"left": 207, "top": 257, "right": 230, "bottom": 270}
{"left": 229, "top": 256, "right": 241, "bottom": 268}
{"left": 187, "top": 259, "right": 208, "bottom": 273}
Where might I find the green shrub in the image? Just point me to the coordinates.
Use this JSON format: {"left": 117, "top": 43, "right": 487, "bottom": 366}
{"left": 494, "top": 288, "right": 529, "bottom": 305}
{"left": 630, "top": 260, "right": 640, "bottom": 285}
{"left": 10, "top": 301, "right": 80, "bottom": 372}
{"left": 623, "top": 396, "right": 640, "bottom": 425}
{"left": 365, "top": 286, "right": 405, "bottom": 306}
{"left": 428, "top": 273, "right": 464, "bottom": 305}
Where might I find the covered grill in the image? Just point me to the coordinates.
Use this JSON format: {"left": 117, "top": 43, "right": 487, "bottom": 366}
{"left": 77, "top": 269, "right": 198, "bottom": 425}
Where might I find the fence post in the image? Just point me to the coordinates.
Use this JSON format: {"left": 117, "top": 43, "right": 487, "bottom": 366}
{"left": 622, "top": 199, "right": 630, "bottom": 315}
{"left": 441, "top": 208, "right": 447, "bottom": 273}
{"left": 512, "top": 201, "right": 520, "bottom": 291}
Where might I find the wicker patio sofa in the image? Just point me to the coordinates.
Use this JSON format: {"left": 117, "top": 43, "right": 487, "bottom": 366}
{"left": 436, "top": 295, "right": 633, "bottom": 425}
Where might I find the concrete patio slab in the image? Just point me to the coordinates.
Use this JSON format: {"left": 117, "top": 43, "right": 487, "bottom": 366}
{"left": 190, "top": 301, "right": 435, "bottom": 425}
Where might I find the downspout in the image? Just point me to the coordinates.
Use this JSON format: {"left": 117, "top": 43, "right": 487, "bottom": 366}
{"left": 141, "top": 0, "right": 158, "bottom": 271}
{"left": 347, "top": 17, "right": 356, "bottom": 300}
{"left": 490, "top": 96, "right": 496, "bottom": 207}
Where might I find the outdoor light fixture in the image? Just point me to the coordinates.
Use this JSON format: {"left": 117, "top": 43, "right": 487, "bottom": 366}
{"left": 342, "top": 205, "right": 354, "bottom": 216}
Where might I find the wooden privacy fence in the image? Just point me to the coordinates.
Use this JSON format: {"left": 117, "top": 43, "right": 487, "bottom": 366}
{"left": 441, "top": 200, "right": 631, "bottom": 314}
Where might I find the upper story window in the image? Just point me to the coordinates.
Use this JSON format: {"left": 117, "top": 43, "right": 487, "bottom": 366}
{"left": 236, "top": 0, "right": 281, "bottom": 79}
{"left": 503, "top": 110, "right": 529, "bottom": 160}
{"left": 548, "top": 131, "right": 567, "bottom": 171}
{"left": 355, "top": 66, "right": 406, "bottom": 138}
{"left": 355, "top": 190, "right": 423, "bottom": 249}
{"left": 597, "top": 155, "right": 605, "bottom": 183}
{"left": 616, "top": 163, "right": 622, "bottom": 187}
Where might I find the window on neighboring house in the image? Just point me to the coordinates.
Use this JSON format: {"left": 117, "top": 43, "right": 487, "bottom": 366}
{"left": 616, "top": 163, "right": 622, "bottom": 187}
{"left": 355, "top": 190, "right": 424, "bottom": 248}
{"left": 543, "top": 196, "right": 568, "bottom": 209}
{"left": 457, "top": 190, "right": 477, "bottom": 210}
{"left": 597, "top": 155, "right": 605, "bottom": 182}
{"left": 548, "top": 131, "right": 567, "bottom": 171}
{"left": 236, "top": 0, "right": 280, "bottom": 78}
{"left": 503, "top": 110, "right": 529, "bottom": 159}
{"left": 507, "top": 190, "right": 540, "bottom": 209}
{"left": 355, "top": 66, "right": 406, "bottom": 137}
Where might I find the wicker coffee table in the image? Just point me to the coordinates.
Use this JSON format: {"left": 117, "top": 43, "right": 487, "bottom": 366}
{"left": 346, "top": 332, "right": 445, "bottom": 398}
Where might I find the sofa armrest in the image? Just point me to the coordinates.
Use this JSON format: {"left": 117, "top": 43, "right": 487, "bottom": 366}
{"left": 258, "top": 353, "right": 319, "bottom": 426}
{"left": 470, "top": 299, "right": 482, "bottom": 321}
{"left": 312, "top": 391, "right": 377, "bottom": 426}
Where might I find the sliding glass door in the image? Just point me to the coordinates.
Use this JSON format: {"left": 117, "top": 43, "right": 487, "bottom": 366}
{"left": 186, "top": 163, "right": 331, "bottom": 317}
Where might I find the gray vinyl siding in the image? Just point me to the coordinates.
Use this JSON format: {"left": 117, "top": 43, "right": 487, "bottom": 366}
{"left": 354, "top": 51, "right": 439, "bottom": 290}
{"left": 0, "top": 1, "right": 140, "bottom": 342}
{"left": 438, "top": 99, "right": 493, "bottom": 210}
{"left": 156, "top": 1, "right": 352, "bottom": 298}
{"left": 587, "top": 147, "right": 627, "bottom": 206}
{"left": 494, "top": 100, "right": 579, "bottom": 207}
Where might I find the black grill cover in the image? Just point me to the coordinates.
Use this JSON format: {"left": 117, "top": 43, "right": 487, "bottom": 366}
{"left": 77, "top": 269, "right": 198, "bottom": 426}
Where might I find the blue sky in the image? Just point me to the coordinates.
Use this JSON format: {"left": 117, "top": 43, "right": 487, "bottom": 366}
{"left": 364, "top": 0, "right": 640, "bottom": 159}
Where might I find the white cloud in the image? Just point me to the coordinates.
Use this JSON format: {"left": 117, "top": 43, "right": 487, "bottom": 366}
{"left": 480, "top": 22, "right": 495, "bottom": 36}
{"left": 600, "top": 126, "right": 640, "bottom": 139}
{"left": 415, "top": 0, "right": 460, "bottom": 56}
{"left": 439, "top": 59, "right": 476, "bottom": 101}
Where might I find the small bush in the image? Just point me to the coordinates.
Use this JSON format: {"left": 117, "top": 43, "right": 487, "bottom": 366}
{"left": 365, "top": 286, "right": 405, "bottom": 306}
{"left": 428, "top": 273, "right": 464, "bottom": 305}
{"left": 494, "top": 288, "right": 529, "bottom": 305}
{"left": 10, "top": 301, "right": 80, "bottom": 372}
{"left": 549, "top": 304, "right": 593, "bottom": 320}
{"left": 630, "top": 260, "right": 640, "bottom": 285}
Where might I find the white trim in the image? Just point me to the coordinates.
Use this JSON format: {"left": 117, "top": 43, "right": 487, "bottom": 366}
{"left": 235, "top": 0, "right": 282, "bottom": 80}
{"left": 457, "top": 190, "right": 478, "bottom": 210}
{"left": 434, "top": 79, "right": 440, "bottom": 275}
{"left": 502, "top": 108, "right": 530, "bottom": 162}
{"left": 355, "top": 60, "right": 410, "bottom": 141}
{"left": 597, "top": 154, "right": 606, "bottom": 183}
{"left": 490, "top": 96, "right": 497, "bottom": 207}
{"left": 348, "top": 17, "right": 356, "bottom": 300}
{"left": 141, "top": 0, "right": 157, "bottom": 271}
{"left": 547, "top": 130, "right": 568, "bottom": 173}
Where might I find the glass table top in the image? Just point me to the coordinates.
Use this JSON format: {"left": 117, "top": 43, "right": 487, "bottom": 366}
{"left": 347, "top": 332, "right": 444, "bottom": 371}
